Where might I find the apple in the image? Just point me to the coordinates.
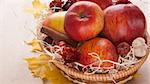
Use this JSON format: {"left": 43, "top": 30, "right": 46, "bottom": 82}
{"left": 77, "top": 0, "right": 112, "bottom": 10}
{"left": 79, "top": 38, "right": 118, "bottom": 69}
{"left": 64, "top": 1, "right": 104, "bottom": 41}
{"left": 103, "top": 4, "right": 146, "bottom": 45}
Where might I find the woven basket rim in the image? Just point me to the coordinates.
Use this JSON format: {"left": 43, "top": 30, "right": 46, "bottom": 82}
{"left": 53, "top": 53, "right": 148, "bottom": 82}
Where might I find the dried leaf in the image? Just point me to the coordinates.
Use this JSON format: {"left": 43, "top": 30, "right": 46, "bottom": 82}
{"left": 25, "top": 54, "right": 72, "bottom": 84}
{"left": 24, "top": 0, "right": 47, "bottom": 18}
{"left": 26, "top": 39, "right": 42, "bottom": 52}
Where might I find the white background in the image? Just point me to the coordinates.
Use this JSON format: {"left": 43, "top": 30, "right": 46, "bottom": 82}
{"left": 0, "top": 0, "right": 150, "bottom": 84}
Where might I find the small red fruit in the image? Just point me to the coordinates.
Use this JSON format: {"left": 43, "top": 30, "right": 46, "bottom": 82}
{"left": 49, "top": 0, "right": 64, "bottom": 12}
{"left": 117, "top": 42, "right": 130, "bottom": 56}
{"left": 79, "top": 38, "right": 118, "bottom": 69}
{"left": 62, "top": 0, "right": 77, "bottom": 11}
{"left": 78, "top": 0, "right": 112, "bottom": 10}
{"left": 54, "top": 41, "right": 80, "bottom": 63}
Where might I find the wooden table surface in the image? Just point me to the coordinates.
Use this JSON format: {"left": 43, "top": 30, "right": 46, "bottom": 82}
{"left": 0, "top": 0, "right": 150, "bottom": 84}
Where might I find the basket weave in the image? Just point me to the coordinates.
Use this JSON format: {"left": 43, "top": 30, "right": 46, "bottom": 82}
{"left": 39, "top": 27, "right": 150, "bottom": 83}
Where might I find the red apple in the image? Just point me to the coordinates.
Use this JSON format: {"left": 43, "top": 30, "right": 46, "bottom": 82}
{"left": 103, "top": 4, "right": 146, "bottom": 45}
{"left": 64, "top": 1, "right": 104, "bottom": 41}
{"left": 79, "top": 38, "right": 118, "bottom": 69}
{"left": 77, "top": 0, "right": 112, "bottom": 10}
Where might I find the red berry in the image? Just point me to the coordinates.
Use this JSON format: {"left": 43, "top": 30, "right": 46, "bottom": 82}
{"left": 58, "top": 41, "right": 66, "bottom": 47}
{"left": 49, "top": 0, "right": 64, "bottom": 12}
{"left": 62, "top": 0, "right": 77, "bottom": 11}
{"left": 54, "top": 41, "right": 80, "bottom": 63}
{"left": 117, "top": 42, "right": 130, "bottom": 56}
{"left": 49, "top": 0, "right": 63, "bottom": 7}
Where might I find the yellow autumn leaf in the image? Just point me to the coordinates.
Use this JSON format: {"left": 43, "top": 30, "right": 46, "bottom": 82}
{"left": 25, "top": 54, "right": 72, "bottom": 84}
{"left": 26, "top": 39, "right": 42, "bottom": 52}
{"left": 24, "top": 0, "right": 48, "bottom": 18}
{"left": 32, "top": 0, "right": 45, "bottom": 8}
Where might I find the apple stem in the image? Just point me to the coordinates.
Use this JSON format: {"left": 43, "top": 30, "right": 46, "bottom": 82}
{"left": 80, "top": 12, "right": 86, "bottom": 18}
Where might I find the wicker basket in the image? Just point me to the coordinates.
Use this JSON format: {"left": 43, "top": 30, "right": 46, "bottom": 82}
{"left": 39, "top": 28, "right": 150, "bottom": 84}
